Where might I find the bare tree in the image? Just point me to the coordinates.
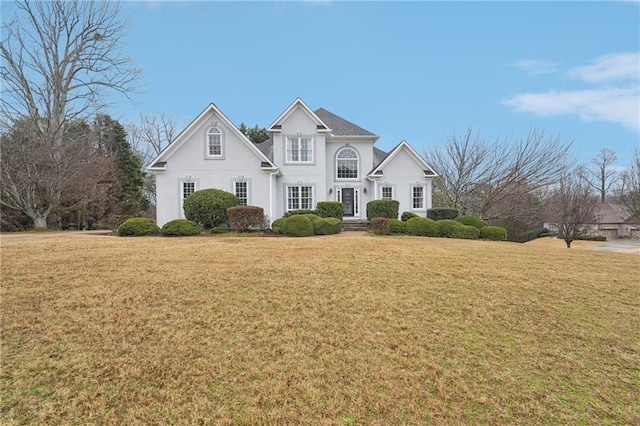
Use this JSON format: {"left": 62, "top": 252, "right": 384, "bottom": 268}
{"left": 582, "top": 147, "right": 618, "bottom": 203}
{"left": 0, "top": 0, "right": 140, "bottom": 228}
{"left": 426, "top": 127, "right": 573, "bottom": 239}
{"left": 126, "top": 114, "right": 178, "bottom": 205}
{"left": 619, "top": 148, "right": 640, "bottom": 219}
{"left": 127, "top": 113, "right": 177, "bottom": 166}
{"left": 547, "top": 170, "right": 599, "bottom": 248}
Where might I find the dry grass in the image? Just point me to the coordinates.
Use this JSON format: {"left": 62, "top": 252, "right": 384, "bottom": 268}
{"left": 1, "top": 233, "right": 639, "bottom": 425}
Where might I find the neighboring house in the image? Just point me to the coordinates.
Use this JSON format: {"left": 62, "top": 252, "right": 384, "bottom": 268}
{"left": 149, "top": 98, "right": 437, "bottom": 227}
{"left": 544, "top": 202, "right": 640, "bottom": 240}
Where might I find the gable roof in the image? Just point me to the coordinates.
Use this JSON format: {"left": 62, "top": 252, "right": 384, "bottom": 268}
{"left": 314, "top": 108, "right": 377, "bottom": 137}
{"left": 148, "top": 103, "right": 275, "bottom": 170}
{"left": 267, "top": 97, "right": 331, "bottom": 132}
{"left": 368, "top": 140, "right": 438, "bottom": 178}
{"left": 595, "top": 202, "right": 636, "bottom": 224}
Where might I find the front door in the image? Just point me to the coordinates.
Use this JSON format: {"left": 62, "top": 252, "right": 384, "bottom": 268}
{"left": 342, "top": 188, "right": 354, "bottom": 217}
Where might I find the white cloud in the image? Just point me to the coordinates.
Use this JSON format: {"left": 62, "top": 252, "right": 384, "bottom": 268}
{"left": 504, "top": 52, "right": 640, "bottom": 133}
{"left": 513, "top": 59, "right": 558, "bottom": 75}
{"left": 567, "top": 52, "right": 640, "bottom": 83}
{"left": 504, "top": 86, "right": 640, "bottom": 132}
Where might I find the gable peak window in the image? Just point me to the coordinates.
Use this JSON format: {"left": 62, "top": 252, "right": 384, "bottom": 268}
{"left": 207, "top": 127, "right": 222, "bottom": 157}
{"left": 286, "top": 135, "right": 313, "bottom": 163}
{"left": 336, "top": 147, "right": 359, "bottom": 179}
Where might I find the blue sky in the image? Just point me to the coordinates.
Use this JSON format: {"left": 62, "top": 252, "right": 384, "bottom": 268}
{"left": 10, "top": 0, "right": 640, "bottom": 166}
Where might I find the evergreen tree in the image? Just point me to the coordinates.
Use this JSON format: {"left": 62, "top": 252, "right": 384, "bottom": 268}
{"left": 93, "top": 115, "right": 149, "bottom": 218}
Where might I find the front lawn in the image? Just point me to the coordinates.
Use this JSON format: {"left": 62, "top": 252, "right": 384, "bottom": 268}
{"left": 1, "top": 233, "right": 638, "bottom": 424}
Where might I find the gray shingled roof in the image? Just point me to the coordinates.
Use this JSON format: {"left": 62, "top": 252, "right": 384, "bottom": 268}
{"left": 255, "top": 137, "right": 273, "bottom": 161}
{"left": 314, "top": 108, "right": 376, "bottom": 137}
{"left": 595, "top": 203, "right": 635, "bottom": 224}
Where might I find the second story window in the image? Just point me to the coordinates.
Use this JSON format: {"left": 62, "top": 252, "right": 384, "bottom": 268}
{"left": 207, "top": 127, "right": 222, "bottom": 157}
{"left": 286, "top": 135, "right": 313, "bottom": 163}
{"left": 336, "top": 147, "right": 359, "bottom": 179}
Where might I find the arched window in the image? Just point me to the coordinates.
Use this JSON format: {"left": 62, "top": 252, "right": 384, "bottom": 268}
{"left": 207, "top": 127, "right": 222, "bottom": 157}
{"left": 336, "top": 147, "right": 359, "bottom": 179}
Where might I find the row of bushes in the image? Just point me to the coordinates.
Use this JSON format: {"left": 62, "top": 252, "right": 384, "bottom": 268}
{"left": 282, "top": 201, "right": 344, "bottom": 220}
{"left": 117, "top": 217, "right": 201, "bottom": 237}
{"left": 272, "top": 214, "right": 342, "bottom": 237}
{"left": 371, "top": 216, "right": 507, "bottom": 241}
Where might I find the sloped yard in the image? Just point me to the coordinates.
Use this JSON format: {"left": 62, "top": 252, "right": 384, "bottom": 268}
{"left": 1, "top": 233, "right": 639, "bottom": 424}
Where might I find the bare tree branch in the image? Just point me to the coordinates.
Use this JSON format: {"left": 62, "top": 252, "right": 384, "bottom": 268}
{"left": 0, "top": 0, "right": 140, "bottom": 228}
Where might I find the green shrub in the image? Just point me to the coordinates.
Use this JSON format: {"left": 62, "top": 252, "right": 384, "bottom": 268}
{"left": 427, "top": 208, "right": 459, "bottom": 221}
{"left": 227, "top": 205, "right": 265, "bottom": 231}
{"left": 455, "top": 215, "right": 487, "bottom": 230}
{"left": 271, "top": 217, "right": 286, "bottom": 234}
{"left": 282, "top": 215, "right": 314, "bottom": 237}
{"left": 480, "top": 226, "right": 508, "bottom": 241}
{"left": 160, "top": 219, "right": 201, "bottom": 237}
{"left": 312, "top": 217, "right": 342, "bottom": 235}
{"left": 518, "top": 227, "right": 550, "bottom": 242}
{"left": 405, "top": 217, "right": 438, "bottom": 236}
{"left": 388, "top": 219, "right": 406, "bottom": 234}
{"left": 437, "top": 219, "right": 467, "bottom": 238}
{"left": 183, "top": 188, "right": 241, "bottom": 229}
{"left": 576, "top": 235, "right": 607, "bottom": 241}
{"left": 401, "top": 211, "right": 419, "bottom": 221}
{"left": 366, "top": 200, "right": 400, "bottom": 220}
{"left": 370, "top": 217, "right": 390, "bottom": 235}
{"left": 456, "top": 225, "right": 480, "bottom": 239}
{"left": 283, "top": 209, "right": 316, "bottom": 218}
{"left": 316, "top": 202, "right": 344, "bottom": 219}
{"left": 304, "top": 213, "right": 321, "bottom": 222}
{"left": 117, "top": 217, "right": 160, "bottom": 236}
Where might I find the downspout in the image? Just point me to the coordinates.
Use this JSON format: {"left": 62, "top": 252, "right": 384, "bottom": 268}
{"left": 269, "top": 170, "right": 278, "bottom": 224}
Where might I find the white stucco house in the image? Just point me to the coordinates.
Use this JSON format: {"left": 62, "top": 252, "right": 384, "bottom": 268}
{"left": 149, "top": 98, "right": 438, "bottom": 227}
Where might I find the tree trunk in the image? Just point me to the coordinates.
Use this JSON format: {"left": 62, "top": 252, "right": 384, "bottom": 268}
{"left": 32, "top": 214, "right": 48, "bottom": 230}
{"left": 565, "top": 239, "right": 572, "bottom": 248}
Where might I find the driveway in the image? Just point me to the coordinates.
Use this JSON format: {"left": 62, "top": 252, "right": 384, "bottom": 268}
{"left": 587, "top": 239, "right": 640, "bottom": 255}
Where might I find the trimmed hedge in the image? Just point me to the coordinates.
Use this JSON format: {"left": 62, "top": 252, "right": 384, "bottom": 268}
{"left": 117, "top": 217, "right": 160, "bottom": 236}
{"left": 183, "top": 188, "right": 241, "bottom": 229}
{"left": 283, "top": 209, "right": 316, "bottom": 218}
{"left": 312, "top": 217, "right": 342, "bottom": 235}
{"left": 370, "top": 217, "right": 390, "bottom": 235}
{"left": 455, "top": 215, "right": 487, "bottom": 230}
{"left": 316, "top": 201, "right": 344, "bottom": 219}
{"left": 427, "top": 208, "right": 459, "bottom": 221}
{"left": 366, "top": 199, "right": 400, "bottom": 220}
{"left": 457, "top": 224, "right": 480, "bottom": 239}
{"left": 406, "top": 217, "right": 439, "bottom": 237}
{"left": 437, "top": 219, "right": 466, "bottom": 238}
{"left": 227, "top": 205, "right": 265, "bottom": 231}
{"left": 160, "top": 219, "right": 201, "bottom": 237}
{"left": 388, "top": 219, "right": 406, "bottom": 234}
{"left": 282, "top": 215, "right": 314, "bottom": 237}
{"left": 271, "top": 217, "right": 286, "bottom": 234}
{"left": 401, "top": 211, "right": 419, "bottom": 221}
{"left": 480, "top": 226, "right": 508, "bottom": 241}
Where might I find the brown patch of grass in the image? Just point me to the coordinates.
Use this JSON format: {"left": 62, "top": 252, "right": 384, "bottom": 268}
{"left": 2, "top": 234, "right": 639, "bottom": 424}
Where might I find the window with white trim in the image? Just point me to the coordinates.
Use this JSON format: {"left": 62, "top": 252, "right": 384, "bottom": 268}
{"left": 287, "top": 185, "right": 313, "bottom": 210}
{"left": 412, "top": 186, "right": 425, "bottom": 209}
{"left": 207, "top": 127, "right": 222, "bottom": 157}
{"left": 381, "top": 186, "right": 393, "bottom": 200}
{"left": 234, "top": 181, "right": 248, "bottom": 206}
{"left": 182, "top": 181, "right": 196, "bottom": 216}
{"left": 286, "top": 136, "right": 313, "bottom": 163}
{"left": 336, "top": 147, "right": 359, "bottom": 179}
